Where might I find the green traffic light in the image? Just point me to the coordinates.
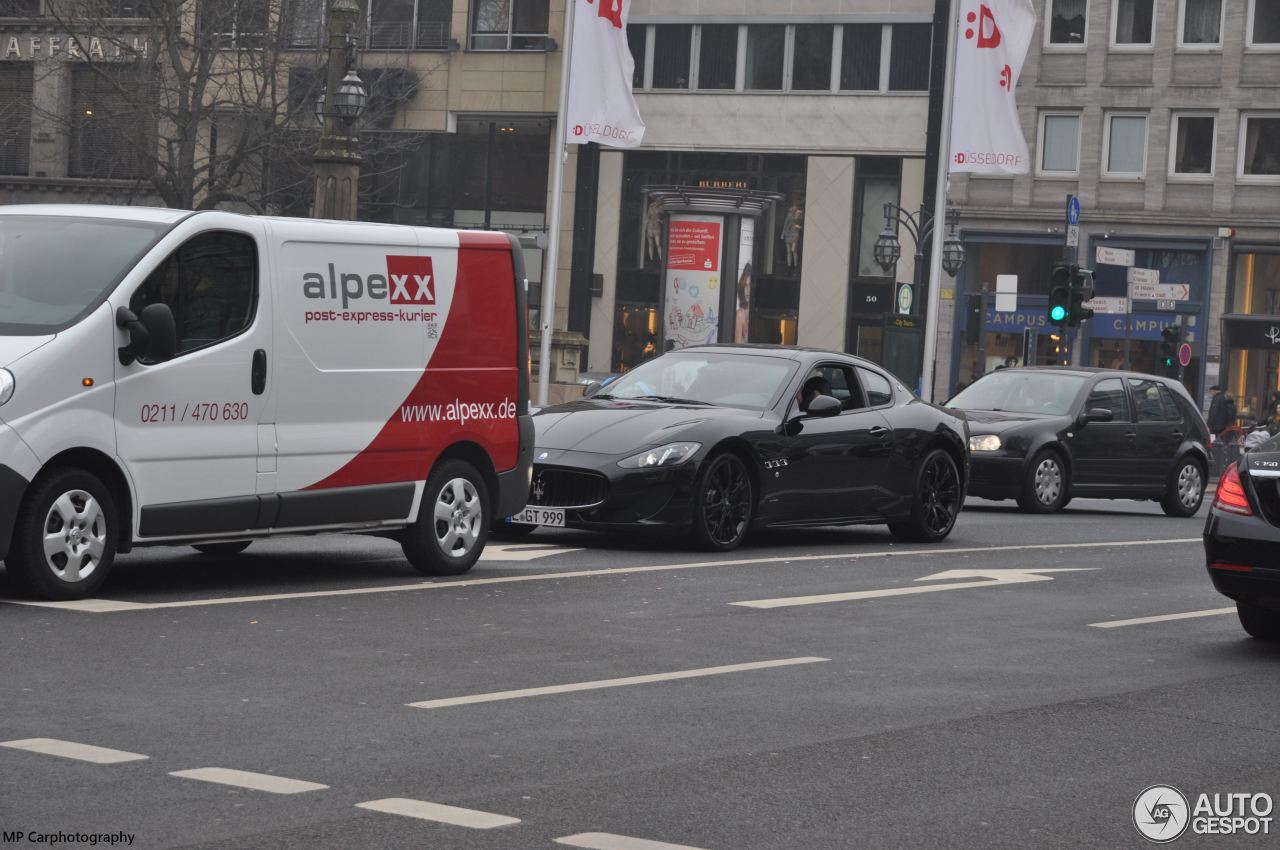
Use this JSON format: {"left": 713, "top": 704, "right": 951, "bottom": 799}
{"left": 1050, "top": 305, "right": 1067, "bottom": 322}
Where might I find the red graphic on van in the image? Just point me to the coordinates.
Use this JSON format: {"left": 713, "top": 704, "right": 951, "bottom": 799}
{"left": 387, "top": 255, "right": 435, "bottom": 304}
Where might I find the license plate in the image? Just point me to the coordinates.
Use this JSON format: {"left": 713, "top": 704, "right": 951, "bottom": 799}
{"left": 508, "top": 507, "right": 565, "bottom": 527}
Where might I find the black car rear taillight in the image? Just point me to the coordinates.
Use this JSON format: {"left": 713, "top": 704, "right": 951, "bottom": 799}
{"left": 1213, "top": 464, "right": 1253, "bottom": 516}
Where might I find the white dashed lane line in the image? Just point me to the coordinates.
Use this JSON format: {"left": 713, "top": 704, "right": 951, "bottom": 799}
{"left": 555, "top": 833, "right": 712, "bottom": 850}
{"left": 1090, "top": 607, "right": 1236, "bottom": 628}
{"left": 169, "top": 767, "right": 329, "bottom": 794}
{"left": 0, "top": 738, "right": 149, "bottom": 764}
{"left": 407, "top": 657, "right": 830, "bottom": 709}
{"left": 355, "top": 798, "right": 521, "bottom": 828}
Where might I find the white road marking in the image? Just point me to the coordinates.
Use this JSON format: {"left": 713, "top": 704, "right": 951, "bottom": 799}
{"left": 355, "top": 797, "right": 520, "bottom": 828}
{"left": 169, "top": 767, "right": 328, "bottom": 794}
{"left": 0, "top": 738, "right": 148, "bottom": 764}
{"left": 408, "top": 657, "right": 829, "bottom": 709}
{"left": 1, "top": 538, "right": 1199, "bottom": 614}
{"left": 1090, "top": 607, "right": 1236, "bottom": 628}
{"left": 555, "top": 833, "right": 711, "bottom": 850}
{"left": 732, "top": 568, "right": 1097, "bottom": 609}
{"left": 479, "top": 542, "right": 583, "bottom": 562}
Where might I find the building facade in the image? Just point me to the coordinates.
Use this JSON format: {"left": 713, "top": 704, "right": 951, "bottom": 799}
{"left": 945, "top": 0, "right": 1280, "bottom": 419}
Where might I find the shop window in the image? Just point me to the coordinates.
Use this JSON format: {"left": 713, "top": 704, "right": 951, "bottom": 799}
{"left": 0, "top": 62, "right": 31, "bottom": 177}
{"left": 1104, "top": 114, "right": 1147, "bottom": 177}
{"left": 698, "top": 24, "right": 738, "bottom": 90}
{"left": 1046, "top": 0, "right": 1087, "bottom": 46}
{"left": 652, "top": 24, "right": 691, "bottom": 89}
{"left": 469, "top": 0, "right": 549, "bottom": 50}
{"left": 627, "top": 25, "right": 647, "bottom": 88}
{"left": 1170, "top": 113, "right": 1215, "bottom": 176}
{"left": 745, "top": 24, "right": 784, "bottom": 91}
{"left": 1113, "top": 0, "right": 1154, "bottom": 46}
{"left": 69, "top": 65, "right": 154, "bottom": 180}
{"left": 852, "top": 158, "right": 900, "bottom": 279}
{"left": 1087, "top": 378, "right": 1130, "bottom": 420}
{"left": 1179, "top": 0, "right": 1222, "bottom": 46}
{"left": 840, "top": 24, "right": 882, "bottom": 91}
{"left": 0, "top": 0, "right": 39, "bottom": 14}
{"left": 1038, "top": 113, "right": 1081, "bottom": 175}
{"left": 1249, "top": 0, "right": 1280, "bottom": 46}
{"left": 792, "top": 25, "right": 833, "bottom": 92}
{"left": 1240, "top": 115, "right": 1280, "bottom": 179}
{"left": 888, "top": 24, "right": 931, "bottom": 91}
{"left": 197, "top": 0, "right": 269, "bottom": 47}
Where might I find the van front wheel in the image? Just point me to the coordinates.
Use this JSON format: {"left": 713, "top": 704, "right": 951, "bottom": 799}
{"left": 6, "top": 468, "right": 118, "bottom": 600}
{"left": 402, "top": 459, "right": 490, "bottom": 577}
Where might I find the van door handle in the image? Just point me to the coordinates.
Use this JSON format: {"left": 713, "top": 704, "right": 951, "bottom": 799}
{"left": 251, "top": 349, "right": 267, "bottom": 396}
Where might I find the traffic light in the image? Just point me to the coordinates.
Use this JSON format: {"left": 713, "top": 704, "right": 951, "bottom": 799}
{"left": 1160, "top": 326, "right": 1180, "bottom": 377}
{"left": 1068, "top": 267, "right": 1095, "bottom": 328}
{"left": 1048, "top": 263, "right": 1071, "bottom": 325}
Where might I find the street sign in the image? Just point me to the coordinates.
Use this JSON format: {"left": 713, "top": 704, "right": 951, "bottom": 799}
{"left": 1127, "top": 267, "right": 1159, "bottom": 286}
{"left": 1156, "top": 299, "right": 1177, "bottom": 311}
{"left": 1178, "top": 343, "right": 1193, "bottom": 367}
{"left": 995, "top": 274, "right": 1018, "bottom": 312}
{"left": 1066, "top": 225, "right": 1080, "bottom": 248}
{"left": 1067, "top": 195, "right": 1081, "bottom": 226}
{"left": 1083, "top": 297, "right": 1130, "bottom": 314}
{"left": 1096, "top": 246, "right": 1136, "bottom": 267}
{"left": 1129, "top": 281, "right": 1191, "bottom": 301}
{"left": 896, "top": 282, "right": 914, "bottom": 315}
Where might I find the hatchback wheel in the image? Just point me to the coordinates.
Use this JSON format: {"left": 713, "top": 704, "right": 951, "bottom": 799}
{"left": 890, "top": 449, "right": 962, "bottom": 543}
{"left": 1160, "top": 457, "right": 1205, "bottom": 518}
{"left": 690, "top": 453, "right": 753, "bottom": 551}
{"left": 6, "top": 468, "right": 117, "bottom": 600}
{"left": 1017, "top": 450, "right": 1068, "bottom": 513}
{"left": 402, "top": 459, "right": 490, "bottom": 576}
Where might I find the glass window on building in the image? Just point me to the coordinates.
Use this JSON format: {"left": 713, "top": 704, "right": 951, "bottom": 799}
{"left": 197, "top": 0, "right": 269, "bottom": 47}
{"left": 469, "top": 0, "right": 549, "bottom": 50}
{"left": 363, "top": 0, "right": 451, "bottom": 49}
{"left": 1105, "top": 114, "right": 1147, "bottom": 176}
{"left": 791, "top": 25, "right": 833, "bottom": 91}
{"left": 888, "top": 24, "right": 931, "bottom": 91}
{"left": 1181, "top": 0, "right": 1222, "bottom": 45}
{"left": 1241, "top": 115, "right": 1280, "bottom": 178}
{"left": 1171, "top": 113, "right": 1215, "bottom": 176}
{"left": 69, "top": 65, "right": 154, "bottom": 180}
{"left": 840, "top": 24, "right": 881, "bottom": 91}
{"left": 1251, "top": 0, "right": 1280, "bottom": 45}
{"left": 0, "top": 62, "right": 32, "bottom": 177}
{"left": 1114, "top": 0, "right": 1154, "bottom": 45}
{"left": 745, "top": 25, "right": 785, "bottom": 91}
{"left": 1226, "top": 250, "right": 1280, "bottom": 426}
{"left": 698, "top": 24, "right": 738, "bottom": 90}
{"left": 287, "top": 0, "right": 325, "bottom": 46}
{"left": 845, "top": 158, "right": 901, "bottom": 362}
{"left": 627, "top": 25, "right": 647, "bottom": 88}
{"left": 0, "top": 0, "right": 39, "bottom": 14}
{"left": 1047, "top": 0, "right": 1087, "bottom": 45}
{"left": 1039, "top": 113, "right": 1081, "bottom": 174}
{"left": 652, "top": 24, "right": 691, "bottom": 89}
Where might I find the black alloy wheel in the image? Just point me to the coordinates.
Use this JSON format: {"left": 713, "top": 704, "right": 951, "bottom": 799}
{"left": 691, "top": 453, "right": 754, "bottom": 551}
{"left": 890, "top": 449, "right": 962, "bottom": 543}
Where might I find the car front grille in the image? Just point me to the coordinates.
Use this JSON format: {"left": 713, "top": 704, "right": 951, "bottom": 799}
{"left": 528, "top": 465, "right": 608, "bottom": 509}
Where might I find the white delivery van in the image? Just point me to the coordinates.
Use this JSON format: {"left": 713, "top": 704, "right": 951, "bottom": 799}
{"left": 0, "top": 205, "right": 533, "bottom": 600}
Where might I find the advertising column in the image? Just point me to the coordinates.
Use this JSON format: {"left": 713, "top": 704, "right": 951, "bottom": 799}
{"left": 663, "top": 214, "right": 725, "bottom": 350}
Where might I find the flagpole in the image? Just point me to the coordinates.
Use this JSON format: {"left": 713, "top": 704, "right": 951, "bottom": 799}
{"left": 921, "top": 0, "right": 958, "bottom": 404}
{"left": 537, "top": 0, "right": 577, "bottom": 408}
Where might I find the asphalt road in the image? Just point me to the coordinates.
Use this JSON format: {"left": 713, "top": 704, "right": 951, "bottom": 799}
{"left": 1, "top": 495, "right": 1275, "bottom": 849}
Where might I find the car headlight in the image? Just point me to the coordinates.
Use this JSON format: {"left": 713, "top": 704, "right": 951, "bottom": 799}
{"left": 969, "top": 434, "right": 1002, "bottom": 453}
{"left": 618, "top": 442, "right": 702, "bottom": 469}
{"left": 0, "top": 369, "right": 13, "bottom": 406}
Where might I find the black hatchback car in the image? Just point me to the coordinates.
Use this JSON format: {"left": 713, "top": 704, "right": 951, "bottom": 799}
{"left": 946, "top": 367, "right": 1210, "bottom": 516}
{"left": 1204, "top": 441, "right": 1280, "bottom": 640}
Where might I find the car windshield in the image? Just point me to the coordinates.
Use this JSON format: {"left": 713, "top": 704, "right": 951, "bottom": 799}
{"left": 946, "top": 371, "right": 1086, "bottom": 416}
{"left": 601, "top": 351, "right": 797, "bottom": 411}
{"left": 0, "top": 215, "right": 168, "bottom": 335}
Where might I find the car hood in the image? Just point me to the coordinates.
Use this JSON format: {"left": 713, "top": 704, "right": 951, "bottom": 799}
{"left": 958, "top": 409, "right": 1067, "bottom": 434}
{"left": 533, "top": 399, "right": 752, "bottom": 454}
{"left": 0, "top": 335, "right": 54, "bottom": 368}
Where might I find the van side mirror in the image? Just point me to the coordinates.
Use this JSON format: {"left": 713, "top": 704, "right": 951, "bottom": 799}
{"left": 117, "top": 304, "right": 178, "bottom": 366}
{"left": 1079, "top": 407, "right": 1114, "bottom": 426}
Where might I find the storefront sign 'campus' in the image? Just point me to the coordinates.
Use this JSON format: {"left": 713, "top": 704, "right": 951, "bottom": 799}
{"left": 664, "top": 215, "right": 724, "bottom": 350}
{"left": 948, "top": 0, "right": 1037, "bottom": 175}
{"left": 565, "top": 0, "right": 645, "bottom": 148}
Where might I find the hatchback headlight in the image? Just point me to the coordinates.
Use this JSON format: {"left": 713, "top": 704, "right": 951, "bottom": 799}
{"left": 618, "top": 442, "right": 702, "bottom": 469}
{"left": 969, "top": 434, "right": 1002, "bottom": 453}
{"left": 0, "top": 369, "right": 13, "bottom": 406}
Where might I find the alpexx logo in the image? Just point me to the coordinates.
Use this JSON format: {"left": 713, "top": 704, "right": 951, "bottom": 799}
{"left": 303, "top": 256, "right": 435, "bottom": 309}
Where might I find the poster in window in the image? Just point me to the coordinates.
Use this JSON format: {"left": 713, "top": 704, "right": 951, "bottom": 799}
{"left": 664, "top": 214, "right": 724, "bottom": 350}
{"left": 734, "top": 217, "right": 755, "bottom": 343}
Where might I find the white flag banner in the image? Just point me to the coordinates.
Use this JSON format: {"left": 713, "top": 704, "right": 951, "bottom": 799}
{"left": 948, "top": 0, "right": 1037, "bottom": 174}
{"left": 565, "top": 0, "right": 645, "bottom": 148}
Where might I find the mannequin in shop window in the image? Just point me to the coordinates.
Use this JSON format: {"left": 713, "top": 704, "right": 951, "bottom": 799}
{"left": 643, "top": 198, "right": 664, "bottom": 264}
{"left": 781, "top": 205, "right": 803, "bottom": 267}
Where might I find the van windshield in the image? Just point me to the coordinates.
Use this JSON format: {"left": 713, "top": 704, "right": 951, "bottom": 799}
{"left": 0, "top": 215, "right": 169, "bottom": 335}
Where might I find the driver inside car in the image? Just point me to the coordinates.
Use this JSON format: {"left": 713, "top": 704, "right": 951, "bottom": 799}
{"left": 798, "top": 374, "right": 833, "bottom": 413}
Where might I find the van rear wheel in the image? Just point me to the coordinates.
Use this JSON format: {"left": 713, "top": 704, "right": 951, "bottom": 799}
{"left": 402, "top": 459, "right": 490, "bottom": 577}
{"left": 6, "top": 468, "right": 118, "bottom": 601}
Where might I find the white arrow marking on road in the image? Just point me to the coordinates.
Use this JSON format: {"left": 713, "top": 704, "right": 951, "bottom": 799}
{"left": 730, "top": 568, "right": 1098, "bottom": 609}
{"left": 478, "top": 543, "right": 582, "bottom": 562}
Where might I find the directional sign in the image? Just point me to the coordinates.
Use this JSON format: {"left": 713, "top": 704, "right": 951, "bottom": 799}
{"left": 1066, "top": 224, "right": 1080, "bottom": 248}
{"left": 1156, "top": 299, "right": 1177, "bottom": 311}
{"left": 1067, "top": 195, "right": 1081, "bottom": 226}
{"left": 730, "top": 568, "right": 1098, "bottom": 609}
{"left": 1179, "top": 343, "right": 1193, "bottom": 367}
{"left": 1129, "top": 281, "right": 1191, "bottom": 301}
{"left": 1096, "top": 246, "right": 1136, "bottom": 267}
{"left": 1127, "top": 267, "right": 1159, "bottom": 286}
{"left": 1083, "top": 297, "right": 1130, "bottom": 315}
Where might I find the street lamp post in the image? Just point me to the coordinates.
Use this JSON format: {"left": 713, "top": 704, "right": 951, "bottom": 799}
{"left": 312, "top": 0, "right": 367, "bottom": 221}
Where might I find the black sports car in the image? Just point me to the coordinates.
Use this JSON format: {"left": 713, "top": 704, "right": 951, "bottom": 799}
{"left": 1204, "top": 439, "right": 1280, "bottom": 640}
{"left": 503, "top": 345, "right": 970, "bottom": 550}
{"left": 946, "top": 367, "right": 1210, "bottom": 516}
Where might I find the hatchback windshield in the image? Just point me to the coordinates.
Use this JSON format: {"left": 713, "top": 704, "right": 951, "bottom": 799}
{"left": 946, "top": 371, "right": 1086, "bottom": 416}
{"left": 0, "top": 215, "right": 167, "bottom": 335}
{"left": 601, "top": 351, "right": 798, "bottom": 411}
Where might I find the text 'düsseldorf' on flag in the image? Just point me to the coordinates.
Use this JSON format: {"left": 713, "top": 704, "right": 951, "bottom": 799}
{"left": 565, "top": 0, "right": 645, "bottom": 148}
{"left": 948, "top": 0, "right": 1036, "bottom": 175}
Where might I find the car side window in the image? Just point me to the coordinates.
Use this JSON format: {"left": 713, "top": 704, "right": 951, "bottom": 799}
{"left": 1085, "top": 378, "right": 1128, "bottom": 422}
{"left": 1128, "top": 379, "right": 1172, "bottom": 423}
{"left": 798, "top": 365, "right": 867, "bottom": 412}
{"left": 1155, "top": 384, "right": 1185, "bottom": 423}
{"left": 130, "top": 231, "right": 258, "bottom": 357}
{"left": 857, "top": 367, "right": 893, "bottom": 407}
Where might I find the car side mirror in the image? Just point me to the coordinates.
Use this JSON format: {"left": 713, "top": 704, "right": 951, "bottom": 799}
{"left": 807, "top": 395, "right": 842, "bottom": 418}
{"left": 1079, "top": 407, "right": 1113, "bottom": 426}
{"left": 583, "top": 382, "right": 602, "bottom": 399}
{"left": 117, "top": 303, "right": 178, "bottom": 366}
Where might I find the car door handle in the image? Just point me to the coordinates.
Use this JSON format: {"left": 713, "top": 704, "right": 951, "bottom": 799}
{"left": 1172, "top": 431, "right": 1184, "bottom": 438}
{"left": 868, "top": 426, "right": 891, "bottom": 438}
{"left": 1124, "top": 431, "right": 1137, "bottom": 438}
{"left": 251, "top": 349, "right": 267, "bottom": 396}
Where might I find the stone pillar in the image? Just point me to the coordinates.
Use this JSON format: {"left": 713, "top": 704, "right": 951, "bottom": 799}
{"left": 313, "top": 0, "right": 362, "bottom": 221}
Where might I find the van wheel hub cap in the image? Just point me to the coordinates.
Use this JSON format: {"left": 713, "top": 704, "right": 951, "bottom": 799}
{"left": 434, "top": 478, "right": 482, "bottom": 557}
{"left": 43, "top": 489, "right": 107, "bottom": 584}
